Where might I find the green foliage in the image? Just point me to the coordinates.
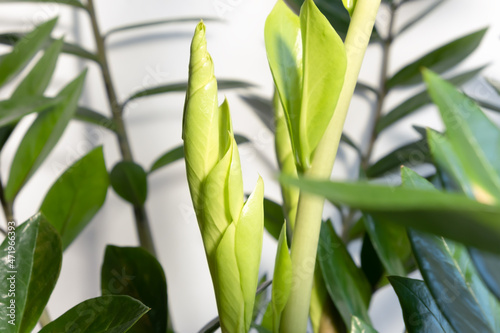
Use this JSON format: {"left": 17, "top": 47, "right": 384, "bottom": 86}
{"left": 110, "top": 161, "right": 148, "bottom": 206}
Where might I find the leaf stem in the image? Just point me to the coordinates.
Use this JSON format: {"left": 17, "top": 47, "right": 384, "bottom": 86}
{"left": 279, "top": 1, "right": 381, "bottom": 332}
{"left": 86, "top": 0, "right": 157, "bottom": 256}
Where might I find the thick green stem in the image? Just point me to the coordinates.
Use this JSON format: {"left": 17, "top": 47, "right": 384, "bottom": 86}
{"left": 279, "top": 1, "right": 381, "bottom": 332}
{"left": 86, "top": 0, "right": 157, "bottom": 257}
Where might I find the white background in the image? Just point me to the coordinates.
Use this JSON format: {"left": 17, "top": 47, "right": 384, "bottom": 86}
{"left": 1, "top": 0, "right": 500, "bottom": 332}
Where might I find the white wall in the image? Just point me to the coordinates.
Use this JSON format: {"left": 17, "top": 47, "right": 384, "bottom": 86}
{"left": 1, "top": 0, "right": 499, "bottom": 332}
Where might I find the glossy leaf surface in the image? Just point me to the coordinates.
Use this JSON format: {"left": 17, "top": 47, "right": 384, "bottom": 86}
{"left": 39, "top": 296, "right": 149, "bottom": 333}
{"left": 102, "top": 246, "right": 168, "bottom": 333}
{"left": 387, "top": 28, "right": 486, "bottom": 88}
{"left": 318, "top": 222, "right": 371, "bottom": 326}
{"left": 0, "top": 215, "right": 62, "bottom": 333}
{"left": 5, "top": 70, "right": 86, "bottom": 202}
{"left": 110, "top": 161, "right": 148, "bottom": 205}
{"left": 470, "top": 248, "right": 500, "bottom": 301}
{"left": 40, "top": 147, "right": 109, "bottom": 249}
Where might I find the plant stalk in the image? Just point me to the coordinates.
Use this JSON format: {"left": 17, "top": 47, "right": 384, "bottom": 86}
{"left": 86, "top": 0, "right": 157, "bottom": 256}
{"left": 279, "top": 1, "right": 381, "bottom": 332}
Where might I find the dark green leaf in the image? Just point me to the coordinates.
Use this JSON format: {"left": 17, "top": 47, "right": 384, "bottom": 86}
{"left": 0, "top": 96, "right": 60, "bottom": 127}
{"left": 351, "top": 316, "right": 378, "bottom": 333}
{"left": 318, "top": 222, "right": 372, "bottom": 326}
{"left": 389, "top": 276, "right": 454, "bottom": 333}
{"left": 149, "top": 134, "right": 249, "bottom": 174}
{"left": 363, "top": 214, "right": 409, "bottom": 277}
{"left": 5, "top": 70, "right": 87, "bottom": 202}
{"left": 101, "top": 246, "right": 168, "bottom": 333}
{"left": 396, "top": 0, "right": 444, "bottom": 37}
{"left": 279, "top": 175, "right": 500, "bottom": 254}
{"left": 39, "top": 295, "right": 149, "bottom": 333}
{"left": 0, "top": 214, "right": 62, "bottom": 333}
{"left": 366, "top": 138, "right": 430, "bottom": 178}
{"left": 40, "top": 147, "right": 109, "bottom": 249}
{"left": 340, "top": 133, "right": 361, "bottom": 155}
{"left": 104, "top": 17, "right": 219, "bottom": 39}
{"left": 263, "top": 197, "right": 285, "bottom": 241}
{"left": 360, "top": 233, "right": 384, "bottom": 289}
{"left": 470, "top": 248, "right": 500, "bottom": 301}
{"left": 110, "top": 161, "right": 148, "bottom": 205}
{"left": 125, "top": 80, "right": 254, "bottom": 105}
{"left": 355, "top": 81, "right": 379, "bottom": 96}
{"left": 0, "top": 18, "right": 57, "bottom": 88}
{"left": 377, "top": 66, "right": 485, "bottom": 133}
{"left": 424, "top": 70, "right": 500, "bottom": 198}
{"left": 75, "top": 106, "right": 117, "bottom": 132}
{"left": 0, "top": 0, "right": 86, "bottom": 9}
{"left": 0, "top": 33, "right": 99, "bottom": 62}
{"left": 387, "top": 28, "right": 487, "bottom": 88}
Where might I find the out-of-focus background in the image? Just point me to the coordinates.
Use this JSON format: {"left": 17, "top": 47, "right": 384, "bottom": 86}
{"left": 0, "top": 0, "right": 499, "bottom": 332}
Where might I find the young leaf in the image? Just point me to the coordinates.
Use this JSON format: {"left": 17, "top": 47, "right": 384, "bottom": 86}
{"left": 279, "top": 175, "right": 500, "bottom": 254}
{"left": 351, "top": 316, "right": 377, "bottom": 333}
{"left": 389, "top": 276, "right": 454, "bottom": 333}
{"left": 271, "top": 223, "right": 292, "bottom": 332}
{"left": 265, "top": 0, "right": 347, "bottom": 170}
{"left": 0, "top": 214, "right": 62, "bottom": 333}
{"left": 101, "top": 246, "right": 168, "bottom": 333}
{"left": 40, "top": 147, "right": 109, "bottom": 249}
{"left": 0, "top": 18, "right": 57, "bottom": 88}
{"left": 318, "top": 222, "right": 372, "bottom": 326}
{"left": 110, "top": 161, "right": 148, "bottom": 206}
{"left": 5, "top": 70, "right": 87, "bottom": 202}
{"left": 39, "top": 295, "right": 149, "bottom": 333}
{"left": 342, "top": 0, "right": 357, "bottom": 16}
{"left": 387, "top": 28, "right": 487, "bottom": 88}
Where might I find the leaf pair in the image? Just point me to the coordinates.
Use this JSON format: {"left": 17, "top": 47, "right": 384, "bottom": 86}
{"left": 265, "top": 0, "right": 347, "bottom": 171}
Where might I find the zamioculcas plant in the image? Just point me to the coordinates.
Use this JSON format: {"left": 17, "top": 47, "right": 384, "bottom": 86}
{"left": 182, "top": 21, "right": 264, "bottom": 333}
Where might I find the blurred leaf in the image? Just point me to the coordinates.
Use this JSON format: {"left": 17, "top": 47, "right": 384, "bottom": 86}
{"left": 110, "top": 161, "right": 148, "bottom": 205}
{"left": 387, "top": 28, "right": 487, "bottom": 88}
{"left": 486, "top": 77, "right": 500, "bottom": 95}
{"left": 40, "top": 147, "right": 109, "bottom": 249}
{"left": 355, "top": 81, "right": 378, "bottom": 96}
{"left": 104, "top": 17, "right": 219, "bottom": 39}
{"left": 318, "top": 222, "right": 372, "bottom": 326}
{"left": 425, "top": 70, "right": 500, "bottom": 202}
{"left": 149, "top": 134, "right": 249, "bottom": 174}
{"left": 0, "top": 96, "right": 60, "bottom": 127}
{"left": 0, "top": 18, "right": 57, "bottom": 88}
{"left": 389, "top": 276, "right": 454, "bottom": 333}
{"left": 340, "top": 133, "right": 361, "bottom": 155}
{"left": 270, "top": 223, "right": 292, "bottom": 332}
{"left": 279, "top": 175, "right": 500, "bottom": 254}
{"left": 360, "top": 233, "right": 384, "bottom": 289}
{"left": 125, "top": 80, "right": 254, "bottom": 105}
{"left": 377, "top": 66, "right": 485, "bottom": 133}
{"left": 396, "top": 0, "right": 445, "bottom": 37}
{"left": 0, "top": 214, "right": 62, "bottom": 333}
{"left": 263, "top": 197, "right": 285, "bottom": 241}
{"left": 240, "top": 94, "right": 274, "bottom": 132}
{"left": 102, "top": 246, "right": 168, "bottom": 333}
{"left": 0, "top": 33, "right": 99, "bottom": 62}
{"left": 470, "top": 248, "right": 500, "bottom": 301}
{"left": 476, "top": 99, "right": 500, "bottom": 113}
{"left": 39, "top": 295, "right": 149, "bottom": 333}
{"left": 5, "top": 70, "right": 87, "bottom": 202}
{"left": 0, "top": 0, "right": 86, "bottom": 8}
{"left": 364, "top": 214, "right": 410, "bottom": 277}
{"left": 351, "top": 316, "right": 378, "bottom": 333}
{"left": 75, "top": 106, "right": 117, "bottom": 132}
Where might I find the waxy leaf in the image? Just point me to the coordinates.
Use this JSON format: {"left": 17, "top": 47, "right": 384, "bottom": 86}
{"left": 39, "top": 295, "right": 149, "bottom": 333}
{"left": 342, "top": 0, "right": 357, "bottom": 16}
{"left": 101, "top": 246, "right": 168, "bottom": 333}
{"left": 377, "top": 66, "right": 485, "bottom": 133}
{"left": 318, "top": 222, "right": 372, "bottom": 326}
{"left": 271, "top": 223, "right": 292, "bottom": 332}
{"left": 265, "top": 0, "right": 347, "bottom": 170}
{"left": 110, "top": 161, "right": 148, "bottom": 206}
{"left": 5, "top": 70, "right": 87, "bottom": 202}
{"left": 387, "top": 28, "right": 487, "bottom": 88}
{"left": 280, "top": 175, "right": 500, "bottom": 254}
{"left": 0, "top": 18, "right": 57, "bottom": 88}
{"left": 351, "top": 316, "right": 377, "bottom": 333}
{"left": 0, "top": 214, "right": 62, "bottom": 333}
{"left": 389, "top": 276, "right": 454, "bottom": 333}
{"left": 40, "top": 147, "right": 109, "bottom": 249}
